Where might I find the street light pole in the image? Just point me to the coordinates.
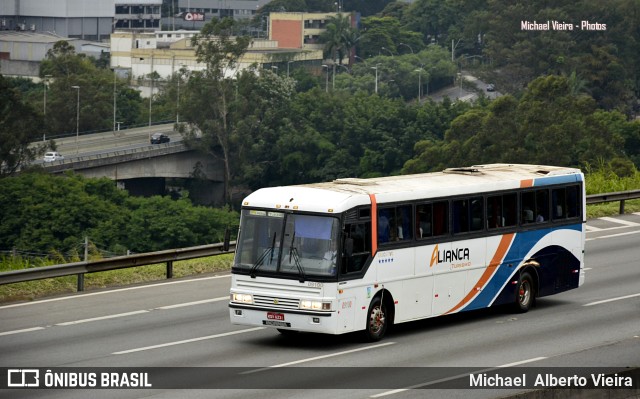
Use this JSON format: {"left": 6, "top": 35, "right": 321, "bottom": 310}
{"left": 287, "top": 60, "right": 293, "bottom": 78}
{"left": 399, "top": 43, "right": 414, "bottom": 54}
{"left": 176, "top": 77, "right": 180, "bottom": 124}
{"left": 149, "top": 76, "right": 153, "bottom": 128}
{"left": 177, "top": 64, "right": 186, "bottom": 125}
{"left": 414, "top": 68, "right": 422, "bottom": 102}
{"left": 371, "top": 64, "right": 379, "bottom": 94}
{"left": 113, "top": 69, "right": 117, "bottom": 133}
{"left": 381, "top": 47, "right": 394, "bottom": 58}
{"left": 322, "top": 64, "right": 329, "bottom": 92}
{"left": 332, "top": 63, "right": 335, "bottom": 90}
{"left": 43, "top": 74, "right": 51, "bottom": 141}
{"left": 354, "top": 55, "right": 367, "bottom": 65}
{"left": 71, "top": 85, "right": 80, "bottom": 154}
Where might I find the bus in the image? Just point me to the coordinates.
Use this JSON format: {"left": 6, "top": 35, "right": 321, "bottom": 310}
{"left": 229, "top": 164, "right": 585, "bottom": 341}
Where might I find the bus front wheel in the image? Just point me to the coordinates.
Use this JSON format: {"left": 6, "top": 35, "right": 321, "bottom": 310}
{"left": 515, "top": 271, "right": 535, "bottom": 312}
{"left": 364, "top": 296, "right": 387, "bottom": 341}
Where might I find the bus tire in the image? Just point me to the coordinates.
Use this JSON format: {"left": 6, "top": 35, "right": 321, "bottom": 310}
{"left": 514, "top": 271, "right": 535, "bottom": 313}
{"left": 363, "top": 296, "right": 387, "bottom": 342}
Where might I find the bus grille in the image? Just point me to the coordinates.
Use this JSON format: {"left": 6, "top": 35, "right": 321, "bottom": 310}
{"left": 252, "top": 294, "right": 300, "bottom": 310}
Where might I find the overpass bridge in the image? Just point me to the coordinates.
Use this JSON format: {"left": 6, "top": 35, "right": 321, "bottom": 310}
{"left": 38, "top": 124, "right": 225, "bottom": 205}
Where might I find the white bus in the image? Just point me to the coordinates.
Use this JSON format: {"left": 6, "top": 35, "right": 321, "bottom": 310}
{"left": 229, "top": 164, "right": 585, "bottom": 341}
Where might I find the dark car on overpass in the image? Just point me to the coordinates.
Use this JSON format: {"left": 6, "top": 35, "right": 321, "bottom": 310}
{"left": 150, "top": 133, "right": 170, "bottom": 144}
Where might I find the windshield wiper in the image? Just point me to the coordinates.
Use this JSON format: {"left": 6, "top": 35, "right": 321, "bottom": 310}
{"left": 250, "top": 232, "right": 277, "bottom": 278}
{"left": 287, "top": 232, "right": 305, "bottom": 283}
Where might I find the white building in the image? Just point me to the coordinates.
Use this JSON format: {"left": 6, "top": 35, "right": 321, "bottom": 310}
{"left": 114, "top": 0, "right": 161, "bottom": 32}
{"left": 0, "top": 30, "right": 109, "bottom": 77}
{"left": 164, "top": 0, "right": 272, "bottom": 30}
{"left": 0, "top": 0, "right": 115, "bottom": 40}
{"left": 111, "top": 29, "right": 323, "bottom": 93}
{"left": 0, "top": 0, "right": 162, "bottom": 41}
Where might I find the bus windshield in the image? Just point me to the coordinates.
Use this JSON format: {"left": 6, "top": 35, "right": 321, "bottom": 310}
{"left": 234, "top": 209, "right": 340, "bottom": 279}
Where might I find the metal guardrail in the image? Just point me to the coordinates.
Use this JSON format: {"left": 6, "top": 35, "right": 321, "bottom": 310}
{"left": 0, "top": 241, "right": 236, "bottom": 291}
{"left": 586, "top": 189, "right": 640, "bottom": 214}
{"left": 41, "top": 141, "right": 190, "bottom": 173}
{"left": 1, "top": 190, "right": 639, "bottom": 292}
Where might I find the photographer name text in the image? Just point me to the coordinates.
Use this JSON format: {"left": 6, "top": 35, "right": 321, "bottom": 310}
{"left": 521, "top": 20, "right": 606, "bottom": 31}
{"left": 470, "top": 372, "right": 632, "bottom": 388}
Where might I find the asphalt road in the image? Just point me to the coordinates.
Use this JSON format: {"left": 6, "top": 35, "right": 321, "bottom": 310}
{"left": 1, "top": 215, "right": 639, "bottom": 399}
{"left": 429, "top": 72, "right": 501, "bottom": 103}
{"left": 33, "top": 123, "right": 178, "bottom": 164}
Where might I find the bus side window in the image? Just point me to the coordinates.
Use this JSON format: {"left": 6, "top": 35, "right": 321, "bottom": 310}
{"left": 487, "top": 193, "right": 516, "bottom": 229}
{"left": 416, "top": 204, "right": 433, "bottom": 238}
{"left": 433, "top": 201, "right": 448, "bottom": 236}
{"left": 566, "top": 185, "right": 580, "bottom": 218}
{"left": 378, "top": 209, "right": 391, "bottom": 243}
{"left": 521, "top": 191, "right": 535, "bottom": 224}
{"left": 453, "top": 197, "right": 483, "bottom": 234}
{"left": 535, "top": 189, "right": 549, "bottom": 223}
{"left": 552, "top": 188, "right": 566, "bottom": 219}
{"left": 378, "top": 205, "right": 413, "bottom": 243}
{"left": 343, "top": 222, "right": 370, "bottom": 274}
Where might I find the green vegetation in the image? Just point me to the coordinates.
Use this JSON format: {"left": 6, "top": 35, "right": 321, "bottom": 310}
{"left": 0, "top": 254, "right": 233, "bottom": 303}
{"left": 0, "top": 172, "right": 238, "bottom": 257}
{"left": 584, "top": 162, "right": 640, "bottom": 218}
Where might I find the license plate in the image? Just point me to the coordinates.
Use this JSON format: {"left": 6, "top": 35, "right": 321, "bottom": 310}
{"left": 267, "top": 312, "right": 285, "bottom": 321}
{"left": 263, "top": 320, "right": 290, "bottom": 327}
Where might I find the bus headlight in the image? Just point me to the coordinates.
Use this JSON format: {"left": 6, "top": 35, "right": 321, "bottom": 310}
{"left": 300, "top": 300, "right": 331, "bottom": 311}
{"left": 231, "top": 293, "right": 253, "bottom": 304}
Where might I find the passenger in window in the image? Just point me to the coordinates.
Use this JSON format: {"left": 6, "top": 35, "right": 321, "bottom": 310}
{"left": 536, "top": 209, "right": 545, "bottom": 222}
{"left": 378, "top": 211, "right": 390, "bottom": 243}
{"left": 523, "top": 207, "right": 534, "bottom": 223}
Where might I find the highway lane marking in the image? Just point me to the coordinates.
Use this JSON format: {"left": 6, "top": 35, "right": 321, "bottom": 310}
{"left": 600, "top": 216, "right": 640, "bottom": 227}
{"left": 156, "top": 297, "right": 228, "bottom": 309}
{"left": 0, "top": 296, "right": 230, "bottom": 335}
{"left": 0, "top": 326, "right": 46, "bottom": 336}
{"left": 584, "top": 293, "right": 640, "bottom": 307}
{"left": 242, "top": 342, "right": 397, "bottom": 375}
{"left": 55, "top": 310, "right": 150, "bottom": 326}
{"left": 584, "top": 225, "right": 602, "bottom": 231}
{"left": 586, "top": 229, "right": 640, "bottom": 241}
{"left": 112, "top": 327, "right": 265, "bottom": 355}
{"left": 0, "top": 274, "right": 231, "bottom": 310}
{"left": 370, "top": 356, "right": 547, "bottom": 398}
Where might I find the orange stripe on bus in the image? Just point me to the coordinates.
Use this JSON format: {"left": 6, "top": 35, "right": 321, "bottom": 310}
{"left": 520, "top": 179, "right": 533, "bottom": 188}
{"left": 444, "top": 233, "right": 515, "bottom": 314}
{"left": 369, "top": 194, "right": 378, "bottom": 256}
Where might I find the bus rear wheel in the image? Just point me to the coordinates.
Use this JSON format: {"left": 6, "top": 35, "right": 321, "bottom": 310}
{"left": 364, "top": 296, "right": 387, "bottom": 341}
{"left": 515, "top": 271, "right": 535, "bottom": 312}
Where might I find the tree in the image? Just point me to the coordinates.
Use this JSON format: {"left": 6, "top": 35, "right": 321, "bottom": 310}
{"left": 40, "top": 40, "right": 146, "bottom": 135}
{"left": 0, "top": 75, "right": 45, "bottom": 177}
{"left": 403, "top": 75, "right": 634, "bottom": 173}
{"left": 0, "top": 172, "right": 239, "bottom": 255}
{"left": 179, "top": 18, "right": 251, "bottom": 205}
{"left": 320, "top": 14, "right": 359, "bottom": 65}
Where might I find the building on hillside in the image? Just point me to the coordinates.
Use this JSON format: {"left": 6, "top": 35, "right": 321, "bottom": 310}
{"left": 0, "top": 31, "right": 109, "bottom": 78}
{"left": 268, "top": 11, "right": 359, "bottom": 64}
{"left": 0, "top": 0, "right": 162, "bottom": 40}
{"left": 110, "top": 29, "right": 323, "bottom": 93}
{"left": 164, "top": 0, "right": 272, "bottom": 31}
{"left": 114, "top": 0, "right": 162, "bottom": 32}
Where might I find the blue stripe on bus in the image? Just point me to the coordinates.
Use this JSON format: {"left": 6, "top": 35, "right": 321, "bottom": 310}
{"left": 533, "top": 174, "right": 582, "bottom": 186}
{"left": 466, "top": 223, "right": 582, "bottom": 310}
